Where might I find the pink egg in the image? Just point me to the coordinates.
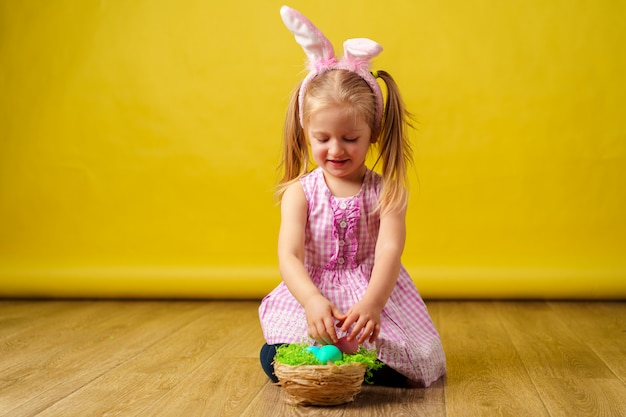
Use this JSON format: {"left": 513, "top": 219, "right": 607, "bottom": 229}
{"left": 335, "top": 336, "right": 359, "bottom": 354}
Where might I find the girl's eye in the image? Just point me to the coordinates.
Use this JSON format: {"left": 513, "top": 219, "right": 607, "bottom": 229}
{"left": 316, "top": 138, "right": 329, "bottom": 143}
{"left": 344, "top": 138, "right": 358, "bottom": 142}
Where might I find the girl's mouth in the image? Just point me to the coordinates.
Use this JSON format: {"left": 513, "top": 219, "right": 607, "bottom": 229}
{"left": 328, "top": 159, "right": 348, "bottom": 167}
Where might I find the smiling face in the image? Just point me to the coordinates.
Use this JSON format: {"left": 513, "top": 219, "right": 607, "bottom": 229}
{"left": 306, "top": 102, "right": 372, "bottom": 186}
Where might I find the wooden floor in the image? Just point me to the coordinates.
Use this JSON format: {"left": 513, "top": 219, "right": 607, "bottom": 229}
{"left": 0, "top": 300, "right": 624, "bottom": 416}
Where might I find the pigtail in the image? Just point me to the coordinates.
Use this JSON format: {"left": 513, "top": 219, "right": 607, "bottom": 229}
{"left": 276, "top": 82, "right": 310, "bottom": 201}
{"left": 374, "top": 70, "right": 414, "bottom": 214}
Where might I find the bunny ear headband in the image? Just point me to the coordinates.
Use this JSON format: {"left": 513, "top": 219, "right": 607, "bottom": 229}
{"left": 280, "top": 5, "right": 384, "bottom": 130}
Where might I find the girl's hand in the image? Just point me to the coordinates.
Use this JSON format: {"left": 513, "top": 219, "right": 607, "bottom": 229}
{"left": 303, "top": 294, "right": 346, "bottom": 345}
{"left": 340, "top": 299, "right": 383, "bottom": 344}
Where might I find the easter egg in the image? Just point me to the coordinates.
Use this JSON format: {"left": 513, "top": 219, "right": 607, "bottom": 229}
{"left": 305, "top": 346, "right": 320, "bottom": 355}
{"left": 335, "top": 336, "right": 359, "bottom": 354}
{"left": 315, "top": 345, "right": 343, "bottom": 363}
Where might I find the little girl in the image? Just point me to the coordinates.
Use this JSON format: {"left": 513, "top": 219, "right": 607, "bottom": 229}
{"left": 259, "top": 6, "right": 446, "bottom": 387}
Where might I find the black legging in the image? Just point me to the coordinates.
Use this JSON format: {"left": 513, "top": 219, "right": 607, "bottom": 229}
{"left": 259, "top": 343, "right": 408, "bottom": 387}
{"left": 260, "top": 343, "right": 282, "bottom": 383}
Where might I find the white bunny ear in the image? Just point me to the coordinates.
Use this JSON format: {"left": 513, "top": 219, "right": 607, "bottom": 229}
{"left": 341, "top": 38, "right": 383, "bottom": 73}
{"left": 280, "top": 6, "right": 336, "bottom": 70}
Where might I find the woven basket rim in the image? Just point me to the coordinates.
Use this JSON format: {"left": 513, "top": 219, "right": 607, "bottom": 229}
{"left": 274, "top": 361, "right": 367, "bottom": 370}
{"left": 274, "top": 361, "right": 367, "bottom": 406}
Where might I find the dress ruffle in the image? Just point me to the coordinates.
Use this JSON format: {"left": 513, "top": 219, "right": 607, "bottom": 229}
{"left": 325, "top": 195, "right": 360, "bottom": 270}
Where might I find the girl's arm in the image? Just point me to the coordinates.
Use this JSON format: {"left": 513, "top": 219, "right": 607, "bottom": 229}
{"left": 278, "top": 182, "right": 346, "bottom": 345}
{"left": 340, "top": 204, "right": 407, "bottom": 344}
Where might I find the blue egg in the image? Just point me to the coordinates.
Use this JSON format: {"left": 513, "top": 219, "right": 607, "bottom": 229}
{"left": 315, "top": 345, "right": 343, "bottom": 363}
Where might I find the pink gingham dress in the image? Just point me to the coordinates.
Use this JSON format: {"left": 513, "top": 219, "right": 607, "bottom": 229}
{"left": 259, "top": 167, "right": 446, "bottom": 386}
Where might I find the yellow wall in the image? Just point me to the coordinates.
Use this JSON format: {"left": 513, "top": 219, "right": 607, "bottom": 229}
{"left": 1, "top": 0, "right": 624, "bottom": 298}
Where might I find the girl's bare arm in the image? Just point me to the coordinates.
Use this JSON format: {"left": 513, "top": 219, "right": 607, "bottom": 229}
{"left": 278, "top": 182, "right": 345, "bottom": 344}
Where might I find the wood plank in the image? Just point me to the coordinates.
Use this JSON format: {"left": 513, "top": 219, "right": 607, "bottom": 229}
{"left": 548, "top": 301, "right": 626, "bottom": 381}
{"left": 497, "top": 302, "right": 617, "bottom": 379}
{"left": 439, "top": 301, "right": 550, "bottom": 416}
{"left": 2, "top": 300, "right": 623, "bottom": 416}
{"left": 344, "top": 380, "right": 445, "bottom": 417}
{"left": 243, "top": 380, "right": 445, "bottom": 417}
{"left": 0, "top": 300, "right": 76, "bottom": 340}
{"left": 0, "top": 301, "right": 112, "bottom": 370}
{"left": 27, "top": 302, "right": 254, "bottom": 417}
{"left": 142, "top": 357, "right": 270, "bottom": 417}
{"left": 243, "top": 383, "right": 348, "bottom": 417}
{"left": 532, "top": 377, "right": 626, "bottom": 417}
{"left": 0, "top": 301, "right": 209, "bottom": 416}
{"left": 134, "top": 304, "right": 269, "bottom": 416}
{"left": 496, "top": 302, "right": 625, "bottom": 417}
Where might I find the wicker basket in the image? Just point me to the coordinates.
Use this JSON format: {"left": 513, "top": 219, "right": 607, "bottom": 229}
{"left": 274, "top": 362, "right": 367, "bottom": 406}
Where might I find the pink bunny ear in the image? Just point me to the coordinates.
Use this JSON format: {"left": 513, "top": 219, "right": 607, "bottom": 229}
{"left": 339, "top": 38, "right": 384, "bottom": 130}
{"left": 341, "top": 38, "right": 383, "bottom": 73}
{"left": 280, "top": 6, "right": 336, "bottom": 71}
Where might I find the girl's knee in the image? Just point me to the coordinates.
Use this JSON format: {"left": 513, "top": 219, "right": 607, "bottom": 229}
{"left": 260, "top": 343, "right": 283, "bottom": 383}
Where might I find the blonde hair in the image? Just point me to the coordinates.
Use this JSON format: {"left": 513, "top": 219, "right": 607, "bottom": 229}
{"left": 277, "top": 69, "right": 413, "bottom": 214}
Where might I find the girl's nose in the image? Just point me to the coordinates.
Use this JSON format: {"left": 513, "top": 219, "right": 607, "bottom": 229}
{"left": 329, "top": 139, "right": 343, "bottom": 156}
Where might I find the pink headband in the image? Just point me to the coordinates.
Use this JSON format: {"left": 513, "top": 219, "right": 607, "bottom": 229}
{"left": 280, "top": 6, "right": 384, "bottom": 130}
